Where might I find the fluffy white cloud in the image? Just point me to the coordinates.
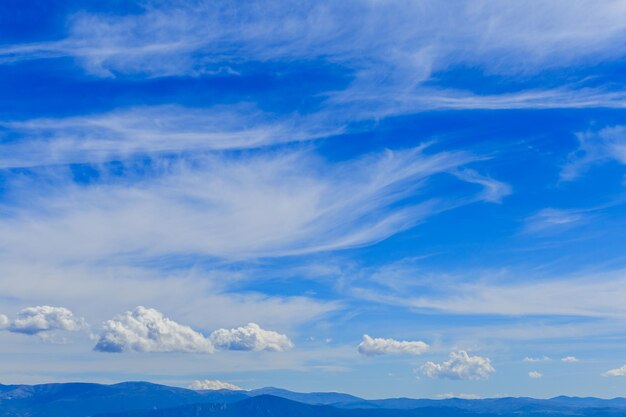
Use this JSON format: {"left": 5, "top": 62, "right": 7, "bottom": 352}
{"left": 189, "top": 380, "right": 242, "bottom": 391}
{"left": 94, "top": 307, "right": 214, "bottom": 353}
{"left": 523, "top": 356, "right": 552, "bottom": 363}
{"left": 528, "top": 371, "right": 543, "bottom": 379}
{"left": 603, "top": 365, "right": 626, "bottom": 377}
{"left": 209, "top": 323, "right": 293, "bottom": 352}
{"left": 357, "top": 334, "right": 429, "bottom": 356}
{"left": 421, "top": 351, "right": 495, "bottom": 380}
{"left": 8, "top": 306, "right": 86, "bottom": 335}
{"left": 561, "top": 356, "right": 579, "bottom": 363}
{"left": 0, "top": 314, "right": 8, "bottom": 330}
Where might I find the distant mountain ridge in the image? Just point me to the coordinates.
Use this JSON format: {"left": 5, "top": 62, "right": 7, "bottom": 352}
{"left": 1, "top": 381, "right": 626, "bottom": 417}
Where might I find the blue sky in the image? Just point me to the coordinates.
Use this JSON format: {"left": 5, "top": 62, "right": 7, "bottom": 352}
{"left": 1, "top": 0, "right": 626, "bottom": 399}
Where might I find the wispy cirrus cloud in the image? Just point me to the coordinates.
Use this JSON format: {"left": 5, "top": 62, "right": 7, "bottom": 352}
{"left": 4, "top": 1, "right": 626, "bottom": 77}
{"left": 0, "top": 145, "right": 502, "bottom": 262}
{"left": 523, "top": 356, "right": 552, "bottom": 363}
{"left": 562, "top": 125, "right": 626, "bottom": 181}
{"left": 1, "top": 0, "right": 626, "bottom": 118}
{"left": 522, "top": 208, "right": 586, "bottom": 234}
{"left": 0, "top": 104, "right": 344, "bottom": 169}
{"left": 350, "top": 266, "right": 626, "bottom": 319}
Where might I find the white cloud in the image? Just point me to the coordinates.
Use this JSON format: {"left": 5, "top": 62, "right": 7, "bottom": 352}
{"left": 1, "top": 0, "right": 625, "bottom": 119}
{"left": 4, "top": 1, "right": 626, "bottom": 78}
{"left": 561, "top": 356, "right": 579, "bottom": 363}
{"left": 357, "top": 334, "right": 429, "bottom": 356}
{"left": 562, "top": 125, "right": 626, "bottom": 180}
{"left": 353, "top": 269, "right": 626, "bottom": 319}
{"left": 523, "top": 356, "right": 552, "bottom": 363}
{"left": 437, "top": 393, "right": 482, "bottom": 400}
{"left": 0, "top": 146, "right": 497, "bottom": 263}
{"left": 8, "top": 306, "right": 86, "bottom": 335}
{"left": 0, "top": 314, "right": 8, "bottom": 330}
{"left": 421, "top": 351, "right": 495, "bottom": 380}
{"left": 523, "top": 208, "right": 586, "bottom": 234}
{"left": 603, "top": 365, "right": 626, "bottom": 377}
{"left": 189, "top": 379, "right": 242, "bottom": 391}
{"left": 94, "top": 306, "right": 214, "bottom": 353}
{"left": 209, "top": 323, "right": 293, "bottom": 352}
{"left": 528, "top": 371, "right": 543, "bottom": 379}
{"left": 0, "top": 105, "right": 341, "bottom": 169}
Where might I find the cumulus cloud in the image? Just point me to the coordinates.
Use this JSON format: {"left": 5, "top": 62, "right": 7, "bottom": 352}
{"left": 209, "top": 323, "right": 293, "bottom": 352}
{"left": 189, "top": 380, "right": 242, "bottom": 391}
{"left": 357, "top": 334, "right": 429, "bottom": 356}
{"left": 603, "top": 365, "right": 626, "bottom": 377}
{"left": 421, "top": 351, "right": 495, "bottom": 380}
{"left": 561, "top": 356, "right": 579, "bottom": 363}
{"left": 528, "top": 371, "right": 543, "bottom": 379}
{"left": 8, "top": 306, "right": 86, "bottom": 335}
{"left": 94, "top": 307, "right": 214, "bottom": 353}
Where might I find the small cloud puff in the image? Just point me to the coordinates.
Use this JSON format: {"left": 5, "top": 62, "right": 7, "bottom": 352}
{"left": 0, "top": 314, "right": 8, "bottom": 330}
{"left": 528, "top": 371, "right": 543, "bottom": 379}
{"left": 189, "top": 379, "right": 242, "bottom": 391}
{"left": 357, "top": 334, "right": 429, "bottom": 357}
{"left": 9, "top": 306, "right": 86, "bottom": 335}
{"left": 421, "top": 351, "right": 495, "bottom": 381}
{"left": 523, "top": 356, "right": 552, "bottom": 363}
{"left": 603, "top": 365, "right": 626, "bottom": 377}
{"left": 94, "top": 306, "right": 214, "bottom": 353}
{"left": 561, "top": 356, "right": 579, "bottom": 363}
{"left": 437, "top": 393, "right": 482, "bottom": 400}
{"left": 209, "top": 323, "right": 293, "bottom": 352}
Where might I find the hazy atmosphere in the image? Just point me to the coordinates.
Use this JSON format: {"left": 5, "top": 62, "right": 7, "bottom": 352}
{"left": 1, "top": 0, "right": 626, "bottom": 401}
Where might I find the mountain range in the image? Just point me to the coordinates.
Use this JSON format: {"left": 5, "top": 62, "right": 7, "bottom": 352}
{"left": 2, "top": 381, "right": 626, "bottom": 417}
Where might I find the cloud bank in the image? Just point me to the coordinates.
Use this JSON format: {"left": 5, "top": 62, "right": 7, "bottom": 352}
{"left": 94, "top": 307, "right": 293, "bottom": 354}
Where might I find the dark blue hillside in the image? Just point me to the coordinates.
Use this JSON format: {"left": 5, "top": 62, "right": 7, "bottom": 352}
{"left": 0, "top": 381, "right": 247, "bottom": 417}
{"left": 2, "top": 381, "right": 626, "bottom": 417}
{"left": 96, "top": 395, "right": 490, "bottom": 417}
